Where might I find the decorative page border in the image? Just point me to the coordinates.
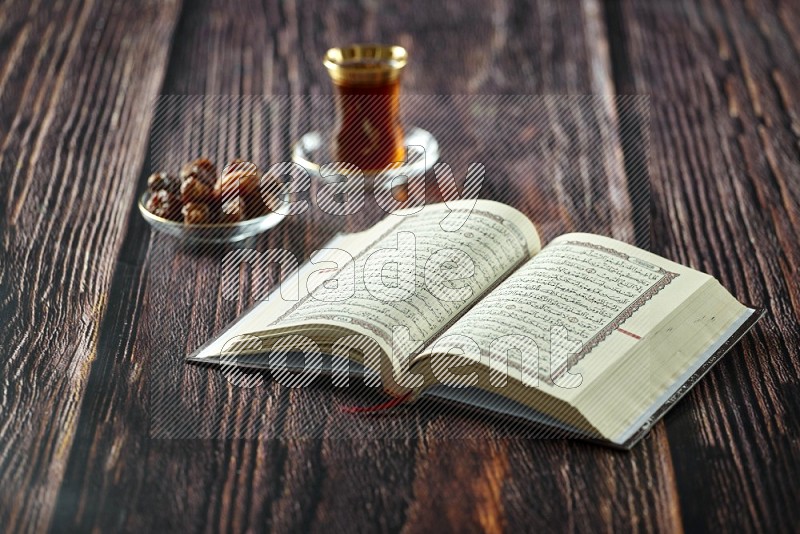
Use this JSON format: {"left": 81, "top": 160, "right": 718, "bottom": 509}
{"left": 549, "top": 241, "right": 679, "bottom": 380}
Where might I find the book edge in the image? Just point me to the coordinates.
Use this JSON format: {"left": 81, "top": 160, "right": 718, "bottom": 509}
{"left": 612, "top": 305, "right": 765, "bottom": 449}
{"left": 420, "top": 306, "right": 764, "bottom": 450}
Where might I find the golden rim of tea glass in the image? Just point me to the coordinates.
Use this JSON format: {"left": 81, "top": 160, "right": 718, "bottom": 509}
{"left": 324, "top": 44, "right": 407, "bottom": 85}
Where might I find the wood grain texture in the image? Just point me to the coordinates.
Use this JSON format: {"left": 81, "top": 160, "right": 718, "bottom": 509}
{"left": 0, "top": 0, "right": 181, "bottom": 532}
{"left": 610, "top": 0, "right": 800, "bottom": 531}
{"left": 0, "top": 0, "right": 797, "bottom": 532}
{"left": 46, "top": 0, "right": 670, "bottom": 532}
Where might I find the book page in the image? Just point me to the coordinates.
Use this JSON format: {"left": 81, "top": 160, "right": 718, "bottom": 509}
{"left": 187, "top": 227, "right": 387, "bottom": 362}
{"left": 250, "top": 200, "right": 540, "bottom": 374}
{"left": 417, "top": 233, "right": 713, "bottom": 399}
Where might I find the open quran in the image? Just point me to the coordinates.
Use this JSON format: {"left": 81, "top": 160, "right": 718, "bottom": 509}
{"left": 188, "top": 200, "right": 762, "bottom": 448}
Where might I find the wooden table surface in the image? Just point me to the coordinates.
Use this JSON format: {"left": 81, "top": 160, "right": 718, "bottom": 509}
{"left": 1, "top": 0, "right": 799, "bottom": 532}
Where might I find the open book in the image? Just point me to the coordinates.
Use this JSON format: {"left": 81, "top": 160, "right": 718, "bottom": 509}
{"left": 188, "top": 200, "right": 762, "bottom": 448}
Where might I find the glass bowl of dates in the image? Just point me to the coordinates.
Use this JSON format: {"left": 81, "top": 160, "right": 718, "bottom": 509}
{"left": 139, "top": 158, "right": 286, "bottom": 244}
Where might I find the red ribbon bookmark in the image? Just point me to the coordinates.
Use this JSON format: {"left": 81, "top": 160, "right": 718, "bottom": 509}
{"left": 616, "top": 327, "right": 642, "bottom": 340}
{"left": 339, "top": 391, "right": 414, "bottom": 414}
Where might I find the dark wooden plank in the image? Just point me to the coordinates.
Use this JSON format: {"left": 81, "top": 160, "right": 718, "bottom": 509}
{"left": 47, "top": 0, "right": 695, "bottom": 532}
{"left": 610, "top": 0, "right": 800, "bottom": 531}
{"left": 0, "top": 0, "right": 182, "bottom": 532}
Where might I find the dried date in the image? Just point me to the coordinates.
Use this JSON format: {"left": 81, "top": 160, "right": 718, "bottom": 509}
{"left": 216, "top": 160, "right": 261, "bottom": 200}
{"left": 145, "top": 190, "right": 180, "bottom": 220}
{"left": 180, "top": 157, "right": 217, "bottom": 186}
{"left": 147, "top": 171, "right": 179, "bottom": 194}
{"left": 182, "top": 202, "right": 212, "bottom": 225}
{"left": 181, "top": 176, "right": 215, "bottom": 204}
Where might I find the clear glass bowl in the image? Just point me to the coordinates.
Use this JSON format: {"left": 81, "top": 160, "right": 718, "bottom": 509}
{"left": 138, "top": 192, "right": 286, "bottom": 244}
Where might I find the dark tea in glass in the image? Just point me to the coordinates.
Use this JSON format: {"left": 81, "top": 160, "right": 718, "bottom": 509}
{"left": 324, "top": 44, "right": 407, "bottom": 173}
